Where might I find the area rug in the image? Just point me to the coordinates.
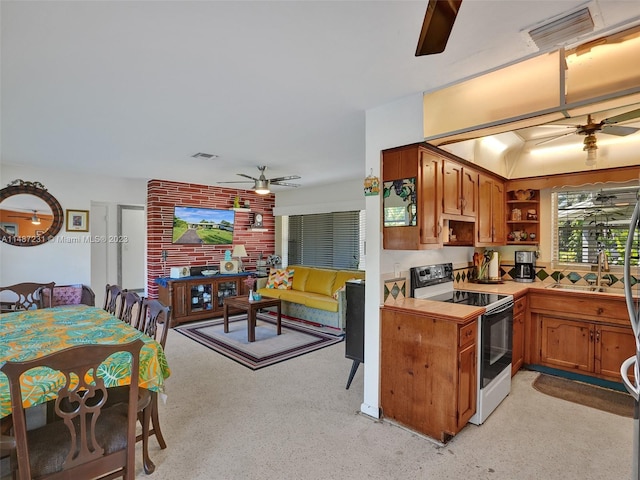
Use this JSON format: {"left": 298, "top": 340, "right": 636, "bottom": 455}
{"left": 174, "top": 313, "right": 344, "bottom": 370}
{"left": 532, "top": 373, "right": 635, "bottom": 418}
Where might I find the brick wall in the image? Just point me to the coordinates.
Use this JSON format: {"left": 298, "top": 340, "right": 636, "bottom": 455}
{"left": 147, "top": 179, "right": 276, "bottom": 298}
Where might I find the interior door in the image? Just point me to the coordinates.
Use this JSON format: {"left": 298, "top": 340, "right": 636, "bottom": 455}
{"left": 118, "top": 205, "right": 145, "bottom": 292}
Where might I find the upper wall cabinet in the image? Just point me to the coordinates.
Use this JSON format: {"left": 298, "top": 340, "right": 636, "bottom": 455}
{"left": 442, "top": 159, "right": 478, "bottom": 219}
{"left": 477, "top": 173, "right": 506, "bottom": 246}
{"left": 382, "top": 143, "right": 506, "bottom": 250}
{"left": 382, "top": 145, "right": 442, "bottom": 250}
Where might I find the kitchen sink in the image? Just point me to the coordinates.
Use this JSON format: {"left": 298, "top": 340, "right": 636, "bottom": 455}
{"left": 545, "top": 283, "right": 615, "bottom": 293}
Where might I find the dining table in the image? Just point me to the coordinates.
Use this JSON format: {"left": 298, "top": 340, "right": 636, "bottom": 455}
{"left": 0, "top": 304, "right": 171, "bottom": 419}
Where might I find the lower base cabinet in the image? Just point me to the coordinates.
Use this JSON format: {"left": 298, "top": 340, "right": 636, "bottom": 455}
{"left": 539, "top": 316, "right": 636, "bottom": 380}
{"left": 511, "top": 295, "right": 526, "bottom": 376}
{"left": 529, "top": 291, "right": 635, "bottom": 383}
{"left": 380, "top": 307, "right": 477, "bottom": 443}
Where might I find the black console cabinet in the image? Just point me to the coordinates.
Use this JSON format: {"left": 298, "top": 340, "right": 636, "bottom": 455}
{"left": 345, "top": 279, "right": 365, "bottom": 389}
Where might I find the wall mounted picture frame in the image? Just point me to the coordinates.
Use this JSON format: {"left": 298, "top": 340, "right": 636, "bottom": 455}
{"left": 66, "top": 209, "right": 89, "bottom": 232}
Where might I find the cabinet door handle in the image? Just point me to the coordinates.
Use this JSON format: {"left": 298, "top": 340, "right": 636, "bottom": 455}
{"left": 596, "top": 330, "right": 600, "bottom": 343}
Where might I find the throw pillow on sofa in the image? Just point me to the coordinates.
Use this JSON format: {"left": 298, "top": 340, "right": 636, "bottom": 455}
{"left": 266, "top": 269, "right": 294, "bottom": 290}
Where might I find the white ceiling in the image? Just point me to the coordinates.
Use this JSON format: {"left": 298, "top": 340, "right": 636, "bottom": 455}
{"left": 3, "top": 1, "right": 640, "bottom": 191}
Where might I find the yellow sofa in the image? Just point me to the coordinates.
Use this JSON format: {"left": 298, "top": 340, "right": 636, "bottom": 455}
{"left": 255, "top": 265, "right": 365, "bottom": 329}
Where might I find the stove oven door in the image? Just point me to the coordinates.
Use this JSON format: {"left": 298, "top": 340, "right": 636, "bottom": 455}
{"left": 480, "top": 302, "right": 513, "bottom": 388}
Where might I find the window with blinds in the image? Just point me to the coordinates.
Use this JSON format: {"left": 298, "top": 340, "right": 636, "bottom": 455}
{"left": 287, "top": 211, "right": 364, "bottom": 269}
{"left": 552, "top": 184, "right": 638, "bottom": 266}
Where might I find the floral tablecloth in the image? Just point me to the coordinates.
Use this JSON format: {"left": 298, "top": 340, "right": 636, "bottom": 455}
{"left": 0, "top": 305, "right": 171, "bottom": 418}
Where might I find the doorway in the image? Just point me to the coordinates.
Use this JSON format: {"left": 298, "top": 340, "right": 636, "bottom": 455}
{"left": 118, "top": 205, "right": 145, "bottom": 292}
{"left": 90, "top": 203, "right": 145, "bottom": 307}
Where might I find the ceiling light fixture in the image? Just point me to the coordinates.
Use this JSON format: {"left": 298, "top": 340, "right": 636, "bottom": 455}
{"left": 481, "top": 136, "right": 509, "bottom": 153}
{"left": 583, "top": 134, "right": 598, "bottom": 166}
{"left": 31, "top": 211, "right": 41, "bottom": 225}
{"left": 254, "top": 179, "right": 270, "bottom": 195}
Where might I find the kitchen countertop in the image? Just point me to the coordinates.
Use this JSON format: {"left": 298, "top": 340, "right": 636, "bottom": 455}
{"left": 382, "top": 297, "right": 484, "bottom": 324}
{"left": 382, "top": 280, "right": 626, "bottom": 321}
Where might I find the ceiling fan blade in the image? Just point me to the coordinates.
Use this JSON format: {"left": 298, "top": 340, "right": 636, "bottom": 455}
{"left": 271, "top": 181, "right": 300, "bottom": 188}
{"left": 601, "top": 124, "right": 639, "bottom": 136}
{"left": 534, "top": 130, "right": 576, "bottom": 146}
{"left": 268, "top": 175, "right": 301, "bottom": 183}
{"left": 237, "top": 173, "right": 258, "bottom": 180}
{"left": 415, "top": 0, "right": 463, "bottom": 56}
{"left": 603, "top": 107, "right": 640, "bottom": 125}
{"left": 216, "top": 180, "right": 254, "bottom": 184}
{"left": 535, "top": 124, "right": 578, "bottom": 129}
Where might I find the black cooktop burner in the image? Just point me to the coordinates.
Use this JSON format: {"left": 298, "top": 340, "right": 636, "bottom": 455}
{"left": 427, "top": 290, "right": 508, "bottom": 307}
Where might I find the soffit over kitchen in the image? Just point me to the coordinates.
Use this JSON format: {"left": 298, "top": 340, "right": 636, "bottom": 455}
{"left": 426, "top": 25, "right": 640, "bottom": 179}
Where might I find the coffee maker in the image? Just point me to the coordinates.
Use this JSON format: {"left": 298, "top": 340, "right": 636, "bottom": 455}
{"left": 514, "top": 251, "right": 536, "bottom": 283}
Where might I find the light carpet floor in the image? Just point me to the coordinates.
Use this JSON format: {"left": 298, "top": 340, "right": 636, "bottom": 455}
{"left": 134, "top": 327, "right": 633, "bottom": 479}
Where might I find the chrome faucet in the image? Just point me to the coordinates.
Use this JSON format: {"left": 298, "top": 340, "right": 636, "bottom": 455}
{"left": 596, "top": 250, "right": 610, "bottom": 287}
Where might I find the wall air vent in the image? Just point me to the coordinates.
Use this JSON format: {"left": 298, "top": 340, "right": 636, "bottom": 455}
{"left": 191, "top": 152, "right": 219, "bottom": 159}
{"left": 524, "top": 7, "right": 595, "bottom": 52}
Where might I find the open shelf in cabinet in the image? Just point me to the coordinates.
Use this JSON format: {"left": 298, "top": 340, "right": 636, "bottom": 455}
{"left": 506, "top": 189, "right": 539, "bottom": 244}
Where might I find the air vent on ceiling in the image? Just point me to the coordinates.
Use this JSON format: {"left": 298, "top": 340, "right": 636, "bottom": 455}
{"left": 525, "top": 7, "right": 595, "bottom": 51}
{"left": 191, "top": 152, "right": 219, "bottom": 159}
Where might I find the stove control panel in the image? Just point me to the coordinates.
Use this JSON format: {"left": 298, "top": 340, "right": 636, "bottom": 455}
{"left": 410, "top": 263, "right": 453, "bottom": 295}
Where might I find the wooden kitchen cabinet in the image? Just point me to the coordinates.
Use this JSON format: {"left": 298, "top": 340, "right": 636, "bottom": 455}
{"left": 477, "top": 173, "right": 505, "bottom": 245}
{"left": 529, "top": 290, "right": 635, "bottom": 382}
{"left": 598, "top": 324, "right": 637, "bottom": 380}
{"left": 540, "top": 316, "right": 594, "bottom": 372}
{"left": 380, "top": 307, "right": 477, "bottom": 442}
{"left": 443, "top": 159, "right": 478, "bottom": 219}
{"left": 382, "top": 144, "right": 443, "bottom": 249}
{"left": 158, "top": 274, "right": 248, "bottom": 325}
{"left": 511, "top": 294, "right": 526, "bottom": 376}
{"left": 506, "top": 189, "right": 540, "bottom": 245}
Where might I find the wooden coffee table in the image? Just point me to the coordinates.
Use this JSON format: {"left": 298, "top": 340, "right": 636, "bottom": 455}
{"left": 223, "top": 296, "right": 281, "bottom": 342}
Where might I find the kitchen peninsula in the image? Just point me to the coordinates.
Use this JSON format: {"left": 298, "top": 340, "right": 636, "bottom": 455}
{"left": 380, "top": 280, "right": 634, "bottom": 443}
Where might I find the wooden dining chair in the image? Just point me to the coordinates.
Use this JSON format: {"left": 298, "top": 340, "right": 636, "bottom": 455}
{"left": 0, "top": 339, "right": 144, "bottom": 480}
{"left": 103, "top": 284, "right": 124, "bottom": 316}
{"left": 118, "top": 291, "right": 144, "bottom": 327}
{"left": 39, "top": 284, "right": 96, "bottom": 308}
{"left": 0, "top": 282, "right": 55, "bottom": 313}
{"left": 0, "top": 434, "right": 17, "bottom": 479}
{"left": 103, "top": 299, "right": 171, "bottom": 475}
{"left": 137, "top": 299, "right": 171, "bottom": 459}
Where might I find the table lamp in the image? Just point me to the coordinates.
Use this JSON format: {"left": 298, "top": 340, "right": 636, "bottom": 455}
{"left": 232, "top": 244, "right": 248, "bottom": 272}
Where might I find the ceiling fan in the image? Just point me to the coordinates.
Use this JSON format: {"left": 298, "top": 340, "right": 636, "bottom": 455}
{"left": 7, "top": 209, "right": 43, "bottom": 225}
{"left": 415, "top": 0, "right": 463, "bottom": 56}
{"left": 534, "top": 107, "right": 640, "bottom": 164}
{"left": 217, "top": 166, "right": 301, "bottom": 195}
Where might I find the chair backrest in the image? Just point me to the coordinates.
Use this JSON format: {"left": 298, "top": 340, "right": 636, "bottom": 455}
{"left": 0, "top": 339, "right": 144, "bottom": 480}
{"left": 118, "top": 291, "right": 144, "bottom": 327}
{"left": 39, "top": 284, "right": 96, "bottom": 308}
{"left": 103, "top": 284, "right": 124, "bottom": 315}
{"left": 0, "top": 282, "right": 55, "bottom": 313}
{"left": 139, "top": 298, "right": 171, "bottom": 348}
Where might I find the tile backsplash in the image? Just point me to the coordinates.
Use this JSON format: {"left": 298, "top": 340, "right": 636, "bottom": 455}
{"left": 454, "top": 265, "right": 634, "bottom": 291}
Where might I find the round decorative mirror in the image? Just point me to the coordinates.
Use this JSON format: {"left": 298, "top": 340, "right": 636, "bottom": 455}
{"left": 0, "top": 180, "right": 63, "bottom": 246}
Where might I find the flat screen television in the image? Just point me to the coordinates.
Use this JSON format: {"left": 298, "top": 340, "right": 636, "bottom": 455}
{"left": 172, "top": 206, "right": 235, "bottom": 245}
